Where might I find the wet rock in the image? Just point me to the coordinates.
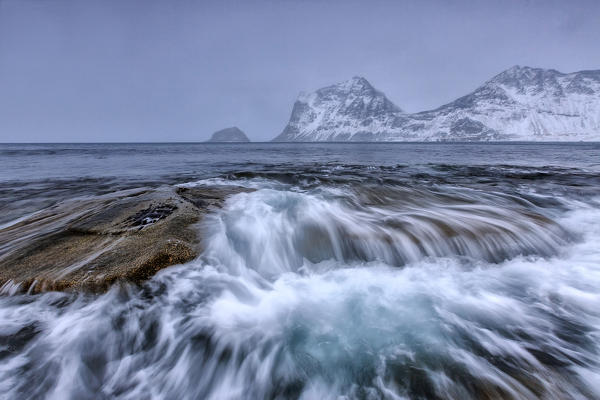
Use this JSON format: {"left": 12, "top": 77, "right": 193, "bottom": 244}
{"left": 123, "top": 204, "right": 178, "bottom": 229}
{"left": 0, "top": 185, "right": 250, "bottom": 294}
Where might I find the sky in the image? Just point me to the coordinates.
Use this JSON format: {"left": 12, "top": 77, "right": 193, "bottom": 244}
{"left": 0, "top": 0, "right": 599, "bottom": 142}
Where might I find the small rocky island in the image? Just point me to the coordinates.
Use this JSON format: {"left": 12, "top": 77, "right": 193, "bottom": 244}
{"left": 206, "top": 127, "right": 250, "bottom": 142}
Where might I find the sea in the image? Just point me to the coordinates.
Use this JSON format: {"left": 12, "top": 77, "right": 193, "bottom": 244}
{"left": 1, "top": 142, "right": 599, "bottom": 399}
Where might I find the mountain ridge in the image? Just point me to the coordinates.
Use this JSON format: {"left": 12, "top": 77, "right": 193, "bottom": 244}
{"left": 273, "top": 66, "right": 600, "bottom": 141}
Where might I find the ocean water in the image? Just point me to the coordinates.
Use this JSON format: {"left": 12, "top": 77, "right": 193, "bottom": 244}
{"left": 1, "top": 142, "right": 600, "bottom": 399}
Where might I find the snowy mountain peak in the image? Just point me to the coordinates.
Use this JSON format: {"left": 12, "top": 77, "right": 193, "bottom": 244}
{"left": 298, "top": 76, "right": 393, "bottom": 104}
{"left": 273, "top": 77, "right": 404, "bottom": 141}
{"left": 337, "top": 76, "right": 375, "bottom": 91}
{"left": 274, "top": 66, "right": 600, "bottom": 142}
{"left": 493, "top": 65, "right": 559, "bottom": 80}
{"left": 488, "top": 65, "right": 565, "bottom": 94}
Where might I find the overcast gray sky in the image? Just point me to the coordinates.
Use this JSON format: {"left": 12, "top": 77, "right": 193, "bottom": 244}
{"left": 1, "top": 0, "right": 599, "bottom": 142}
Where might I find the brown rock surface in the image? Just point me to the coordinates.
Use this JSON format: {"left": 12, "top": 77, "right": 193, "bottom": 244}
{"left": 0, "top": 185, "right": 249, "bottom": 294}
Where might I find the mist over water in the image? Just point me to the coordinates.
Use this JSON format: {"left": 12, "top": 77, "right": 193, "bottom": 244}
{"left": 1, "top": 143, "right": 600, "bottom": 399}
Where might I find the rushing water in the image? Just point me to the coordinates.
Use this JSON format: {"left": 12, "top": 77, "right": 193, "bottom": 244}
{"left": 1, "top": 143, "right": 600, "bottom": 399}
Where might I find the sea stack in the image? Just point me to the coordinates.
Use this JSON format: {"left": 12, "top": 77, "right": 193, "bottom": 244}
{"left": 207, "top": 127, "right": 250, "bottom": 142}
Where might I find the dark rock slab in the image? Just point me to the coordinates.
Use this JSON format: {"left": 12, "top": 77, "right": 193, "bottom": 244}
{"left": 0, "top": 185, "right": 250, "bottom": 294}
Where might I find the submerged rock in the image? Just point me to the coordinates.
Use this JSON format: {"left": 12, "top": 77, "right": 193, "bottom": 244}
{"left": 0, "top": 185, "right": 250, "bottom": 294}
{"left": 206, "top": 127, "right": 250, "bottom": 142}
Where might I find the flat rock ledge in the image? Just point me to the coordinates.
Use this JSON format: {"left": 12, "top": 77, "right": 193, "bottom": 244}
{"left": 0, "top": 185, "right": 250, "bottom": 294}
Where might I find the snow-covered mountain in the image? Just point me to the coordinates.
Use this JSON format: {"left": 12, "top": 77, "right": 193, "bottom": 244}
{"left": 272, "top": 66, "right": 600, "bottom": 141}
{"left": 272, "top": 77, "right": 404, "bottom": 141}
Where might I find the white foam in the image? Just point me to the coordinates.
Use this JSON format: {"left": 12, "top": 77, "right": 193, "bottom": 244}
{"left": 0, "top": 187, "right": 599, "bottom": 399}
